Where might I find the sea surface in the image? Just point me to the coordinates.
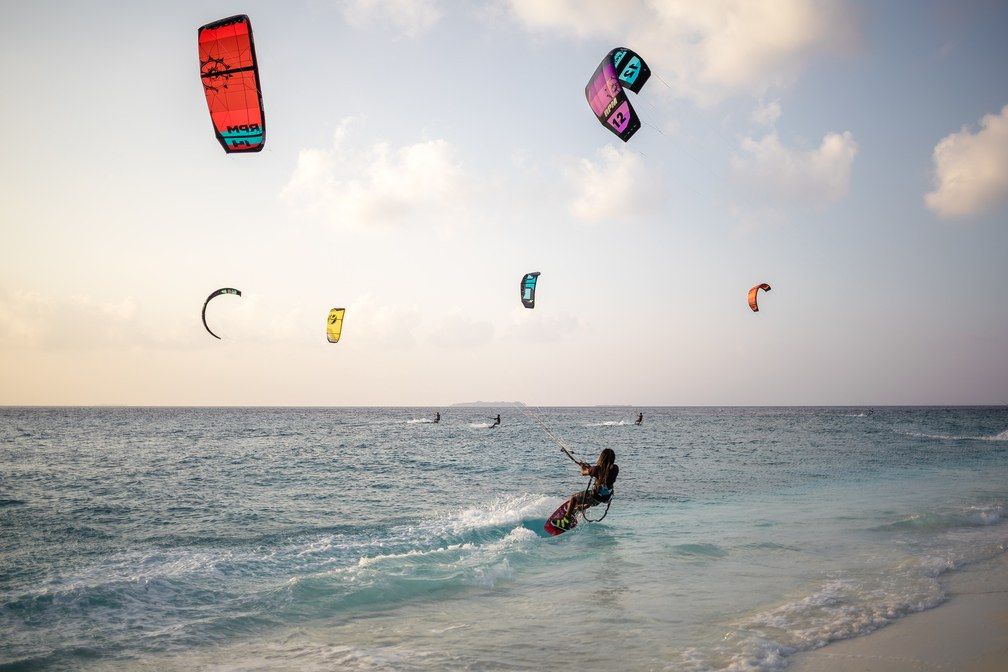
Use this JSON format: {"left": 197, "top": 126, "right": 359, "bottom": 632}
{"left": 1, "top": 407, "right": 1007, "bottom": 671}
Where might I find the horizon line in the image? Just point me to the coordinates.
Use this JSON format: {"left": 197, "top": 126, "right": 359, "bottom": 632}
{"left": 2, "top": 404, "right": 1006, "bottom": 410}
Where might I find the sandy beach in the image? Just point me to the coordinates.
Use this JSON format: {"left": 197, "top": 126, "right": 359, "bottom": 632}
{"left": 790, "top": 550, "right": 1008, "bottom": 672}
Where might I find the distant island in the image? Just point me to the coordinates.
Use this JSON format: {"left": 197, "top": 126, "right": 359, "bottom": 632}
{"left": 449, "top": 401, "right": 523, "bottom": 408}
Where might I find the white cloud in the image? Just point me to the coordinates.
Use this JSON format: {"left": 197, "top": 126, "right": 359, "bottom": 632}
{"left": 0, "top": 289, "right": 145, "bottom": 349}
{"left": 504, "top": 308, "right": 583, "bottom": 342}
{"left": 339, "top": 0, "right": 441, "bottom": 38}
{"left": 0, "top": 290, "right": 54, "bottom": 346}
{"left": 752, "top": 99, "right": 782, "bottom": 126}
{"left": 345, "top": 297, "right": 497, "bottom": 350}
{"left": 925, "top": 103, "right": 1008, "bottom": 219}
{"left": 0, "top": 288, "right": 333, "bottom": 350}
{"left": 427, "top": 311, "right": 495, "bottom": 348}
{"left": 281, "top": 119, "right": 470, "bottom": 229}
{"left": 505, "top": 0, "right": 857, "bottom": 105}
{"left": 564, "top": 145, "right": 659, "bottom": 223}
{"left": 504, "top": 0, "right": 614, "bottom": 37}
{"left": 347, "top": 293, "right": 421, "bottom": 349}
{"left": 731, "top": 130, "right": 857, "bottom": 208}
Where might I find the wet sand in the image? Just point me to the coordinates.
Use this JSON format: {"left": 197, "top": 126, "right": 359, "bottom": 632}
{"left": 789, "top": 551, "right": 1008, "bottom": 672}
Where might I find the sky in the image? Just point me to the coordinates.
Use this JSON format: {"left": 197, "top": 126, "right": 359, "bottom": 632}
{"left": 1, "top": 0, "right": 1007, "bottom": 406}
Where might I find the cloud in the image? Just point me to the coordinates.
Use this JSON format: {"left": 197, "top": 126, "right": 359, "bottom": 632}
{"left": 339, "top": 0, "right": 441, "bottom": 38}
{"left": 0, "top": 287, "right": 334, "bottom": 350}
{"left": 345, "top": 297, "right": 497, "bottom": 349}
{"left": 564, "top": 145, "right": 660, "bottom": 223}
{"left": 347, "top": 293, "right": 421, "bottom": 349}
{"left": 281, "top": 119, "right": 471, "bottom": 229}
{"left": 731, "top": 130, "right": 857, "bottom": 208}
{"left": 505, "top": 0, "right": 857, "bottom": 105}
{"left": 503, "top": 308, "right": 583, "bottom": 342}
{"left": 0, "top": 289, "right": 146, "bottom": 349}
{"left": 427, "top": 311, "right": 495, "bottom": 348}
{"left": 0, "top": 290, "right": 59, "bottom": 347}
{"left": 752, "top": 99, "right": 782, "bottom": 126}
{"left": 925, "top": 103, "right": 1008, "bottom": 219}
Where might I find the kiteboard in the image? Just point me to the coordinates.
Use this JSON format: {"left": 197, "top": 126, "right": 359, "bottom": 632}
{"left": 544, "top": 502, "right": 577, "bottom": 536}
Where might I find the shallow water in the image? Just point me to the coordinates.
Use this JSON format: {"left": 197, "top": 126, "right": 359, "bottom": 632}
{"left": 1, "top": 407, "right": 1007, "bottom": 671}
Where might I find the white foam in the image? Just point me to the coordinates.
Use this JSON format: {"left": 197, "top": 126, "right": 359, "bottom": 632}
{"left": 339, "top": 520, "right": 539, "bottom": 594}
{"left": 309, "top": 494, "right": 550, "bottom": 593}
{"left": 437, "top": 493, "right": 557, "bottom": 535}
{"left": 902, "top": 428, "right": 1008, "bottom": 441}
{"left": 881, "top": 503, "right": 1005, "bottom": 533}
{"left": 586, "top": 420, "right": 628, "bottom": 427}
{"left": 674, "top": 567, "right": 953, "bottom": 672}
{"left": 355, "top": 542, "right": 473, "bottom": 568}
{"left": 472, "top": 558, "right": 515, "bottom": 588}
{"left": 965, "top": 503, "right": 1004, "bottom": 526}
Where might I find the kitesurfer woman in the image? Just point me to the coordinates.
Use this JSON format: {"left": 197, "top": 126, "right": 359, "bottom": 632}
{"left": 555, "top": 448, "right": 618, "bottom": 529}
{"left": 434, "top": 411, "right": 440, "bottom": 424}
{"left": 490, "top": 414, "right": 501, "bottom": 428}
{"left": 635, "top": 412, "right": 643, "bottom": 425}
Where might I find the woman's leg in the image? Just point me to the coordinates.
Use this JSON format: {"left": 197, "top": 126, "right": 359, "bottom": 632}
{"left": 563, "top": 492, "right": 584, "bottom": 518}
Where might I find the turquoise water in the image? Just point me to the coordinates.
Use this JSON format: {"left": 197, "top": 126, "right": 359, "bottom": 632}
{"left": 1, "top": 407, "right": 1007, "bottom": 671}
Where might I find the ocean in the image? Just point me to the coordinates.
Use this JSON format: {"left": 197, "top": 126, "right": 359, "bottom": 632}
{"left": 1, "top": 407, "right": 1007, "bottom": 671}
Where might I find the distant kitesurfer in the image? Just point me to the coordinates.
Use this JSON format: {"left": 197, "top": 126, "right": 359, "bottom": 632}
{"left": 490, "top": 414, "right": 501, "bottom": 428}
{"left": 434, "top": 411, "right": 440, "bottom": 424}
{"left": 635, "top": 412, "right": 643, "bottom": 426}
{"left": 554, "top": 449, "right": 618, "bottom": 530}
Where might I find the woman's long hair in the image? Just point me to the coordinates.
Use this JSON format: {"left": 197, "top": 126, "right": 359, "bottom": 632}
{"left": 593, "top": 448, "right": 616, "bottom": 491}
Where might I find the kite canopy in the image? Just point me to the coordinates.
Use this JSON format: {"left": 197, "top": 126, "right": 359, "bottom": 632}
{"left": 202, "top": 288, "right": 241, "bottom": 339}
{"left": 748, "top": 283, "right": 772, "bottom": 312}
{"left": 585, "top": 48, "right": 651, "bottom": 142}
{"left": 326, "top": 308, "right": 345, "bottom": 343}
{"left": 521, "top": 272, "right": 540, "bottom": 309}
{"left": 198, "top": 15, "right": 265, "bottom": 153}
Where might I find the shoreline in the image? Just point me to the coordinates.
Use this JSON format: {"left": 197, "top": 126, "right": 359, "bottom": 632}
{"left": 789, "top": 549, "right": 1008, "bottom": 671}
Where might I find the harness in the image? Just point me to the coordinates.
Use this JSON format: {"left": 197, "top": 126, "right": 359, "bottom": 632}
{"left": 581, "top": 475, "right": 613, "bottom": 523}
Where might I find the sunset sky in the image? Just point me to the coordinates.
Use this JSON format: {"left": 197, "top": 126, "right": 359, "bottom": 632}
{"left": 1, "top": 0, "right": 1006, "bottom": 405}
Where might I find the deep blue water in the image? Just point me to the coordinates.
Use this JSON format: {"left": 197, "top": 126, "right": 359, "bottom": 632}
{"left": 1, "top": 407, "right": 1007, "bottom": 671}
